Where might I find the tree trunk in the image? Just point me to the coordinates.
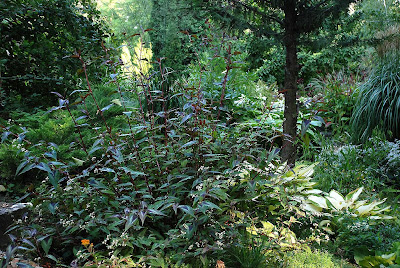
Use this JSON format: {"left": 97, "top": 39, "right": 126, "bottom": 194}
{"left": 281, "top": 0, "right": 299, "bottom": 166}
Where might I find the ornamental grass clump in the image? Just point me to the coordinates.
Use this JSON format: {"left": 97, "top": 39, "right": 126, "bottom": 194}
{"left": 351, "top": 53, "right": 400, "bottom": 142}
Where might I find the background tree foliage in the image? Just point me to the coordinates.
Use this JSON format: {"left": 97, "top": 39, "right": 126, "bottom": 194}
{"left": 189, "top": 0, "right": 357, "bottom": 164}
{"left": 0, "top": 0, "right": 109, "bottom": 112}
{"left": 148, "top": 0, "right": 207, "bottom": 78}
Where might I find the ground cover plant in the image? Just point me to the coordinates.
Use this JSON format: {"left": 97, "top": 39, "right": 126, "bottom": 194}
{"left": 2, "top": 1, "right": 400, "bottom": 267}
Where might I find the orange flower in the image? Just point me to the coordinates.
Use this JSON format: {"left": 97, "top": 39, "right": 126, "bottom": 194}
{"left": 81, "top": 239, "right": 90, "bottom": 246}
{"left": 216, "top": 260, "right": 225, "bottom": 268}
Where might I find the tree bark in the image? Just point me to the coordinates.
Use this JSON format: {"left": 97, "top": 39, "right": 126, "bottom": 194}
{"left": 281, "top": 0, "right": 299, "bottom": 166}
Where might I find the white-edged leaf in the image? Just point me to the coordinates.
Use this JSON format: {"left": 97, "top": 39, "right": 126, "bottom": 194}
{"left": 302, "top": 202, "right": 323, "bottom": 214}
{"left": 345, "top": 187, "right": 364, "bottom": 203}
{"left": 303, "top": 189, "right": 324, "bottom": 195}
{"left": 326, "top": 190, "right": 345, "bottom": 210}
{"left": 308, "top": 195, "right": 328, "bottom": 209}
{"left": 357, "top": 203, "right": 378, "bottom": 216}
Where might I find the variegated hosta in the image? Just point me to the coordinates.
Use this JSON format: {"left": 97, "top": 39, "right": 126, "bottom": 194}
{"left": 302, "top": 187, "right": 393, "bottom": 234}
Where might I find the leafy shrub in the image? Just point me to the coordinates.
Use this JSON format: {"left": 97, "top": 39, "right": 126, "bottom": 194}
{"left": 283, "top": 248, "right": 338, "bottom": 268}
{"left": 305, "top": 71, "right": 363, "bottom": 139}
{"left": 2, "top": 32, "right": 297, "bottom": 267}
{"left": 354, "top": 241, "right": 400, "bottom": 268}
{"left": 314, "top": 137, "right": 400, "bottom": 194}
{"left": 0, "top": 143, "right": 24, "bottom": 181}
{"left": 181, "top": 31, "right": 271, "bottom": 122}
{"left": 313, "top": 137, "right": 390, "bottom": 193}
{"left": 0, "top": 0, "right": 111, "bottom": 109}
{"left": 334, "top": 216, "right": 400, "bottom": 259}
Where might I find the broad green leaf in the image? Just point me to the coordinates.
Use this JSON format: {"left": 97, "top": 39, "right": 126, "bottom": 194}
{"left": 261, "top": 221, "right": 274, "bottom": 233}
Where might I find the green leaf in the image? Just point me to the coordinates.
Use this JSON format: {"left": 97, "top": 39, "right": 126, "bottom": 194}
{"left": 48, "top": 203, "right": 57, "bottom": 214}
{"left": 71, "top": 157, "right": 84, "bottom": 166}
{"left": 101, "top": 189, "right": 115, "bottom": 195}
{"left": 124, "top": 214, "right": 138, "bottom": 232}
{"left": 46, "top": 254, "right": 57, "bottom": 262}
{"left": 302, "top": 202, "right": 323, "bottom": 213}
{"left": 48, "top": 171, "right": 61, "bottom": 189}
{"left": 199, "top": 201, "right": 222, "bottom": 212}
{"left": 36, "top": 162, "right": 52, "bottom": 174}
{"left": 112, "top": 99, "right": 122, "bottom": 106}
{"left": 1, "top": 131, "right": 11, "bottom": 143}
{"left": 178, "top": 205, "right": 194, "bottom": 217}
{"left": 148, "top": 209, "right": 166, "bottom": 216}
{"left": 14, "top": 263, "right": 34, "bottom": 268}
{"left": 101, "top": 104, "right": 113, "bottom": 112}
{"left": 88, "top": 178, "right": 107, "bottom": 189}
{"left": 180, "top": 113, "right": 193, "bottom": 125}
{"left": 40, "top": 237, "right": 52, "bottom": 255}
{"left": 138, "top": 211, "right": 147, "bottom": 225}
{"left": 15, "top": 161, "right": 33, "bottom": 176}
{"left": 179, "top": 140, "right": 198, "bottom": 150}
{"left": 118, "top": 167, "right": 145, "bottom": 178}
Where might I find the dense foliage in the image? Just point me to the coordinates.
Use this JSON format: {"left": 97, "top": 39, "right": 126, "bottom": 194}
{"left": 1, "top": 1, "right": 400, "bottom": 267}
{"left": 0, "top": 0, "right": 109, "bottom": 111}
